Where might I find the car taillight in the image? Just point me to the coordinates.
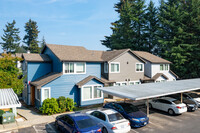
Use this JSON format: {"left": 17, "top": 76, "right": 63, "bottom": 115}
{"left": 128, "top": 122, "right": 130, "bottom": 125}
{"left": 176, "top": 106, "right": 181, "bottom": 109}
{"left": 111, "top": 127, "right": 117, "bottom": 130}
{"left": 97, "top": 128, "right": 101, "bottom": 132}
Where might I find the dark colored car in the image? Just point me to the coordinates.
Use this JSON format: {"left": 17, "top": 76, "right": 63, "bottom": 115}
{"left": 168, "top": 94, "right": 198, "bottom": 111}
{"left": 103, "top": 102, "right": 149, "bottom": 128}
{"left": 55, "top": 113, "right": 102, "bottom": 133}
{"left": 183, "top": 93, "right": 200, "bottom": 107}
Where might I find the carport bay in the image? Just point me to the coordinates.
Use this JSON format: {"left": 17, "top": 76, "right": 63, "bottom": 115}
{"left": 98, "top": 78, "right": 200, "bottom": 116}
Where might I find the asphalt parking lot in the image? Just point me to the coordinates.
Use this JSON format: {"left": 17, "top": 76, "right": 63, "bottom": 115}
{"left": 4, "top": 107, "right": 200, "bottom": 133}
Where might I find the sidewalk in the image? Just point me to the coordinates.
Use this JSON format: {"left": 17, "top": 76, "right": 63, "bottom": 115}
{"left": 0, "top": 106, "right": 73, "bottom": 132}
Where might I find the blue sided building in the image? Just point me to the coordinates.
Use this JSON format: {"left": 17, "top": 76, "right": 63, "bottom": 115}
{"left": 21, "top": 44, "right": 106, "bottom": 108}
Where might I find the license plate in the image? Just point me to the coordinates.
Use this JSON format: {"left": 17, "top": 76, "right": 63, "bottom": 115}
{"left": 121, "top": 125, "right": 125, "bottom": 128}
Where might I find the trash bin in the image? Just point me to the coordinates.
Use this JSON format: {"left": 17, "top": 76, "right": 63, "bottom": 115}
{"left": 0, "top": 112, "right": 15, "bottom": 124}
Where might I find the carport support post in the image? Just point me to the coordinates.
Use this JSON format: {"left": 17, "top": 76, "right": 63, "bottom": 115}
{"left": 181, "top": 93, "right": 183, "bottom": 103}
{"left": 146, "top": 99, "right": 149, "bottom": 117}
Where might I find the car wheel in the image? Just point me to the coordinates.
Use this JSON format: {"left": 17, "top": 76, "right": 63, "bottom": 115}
{"left": 168, "top": 109, "right": 175, "bottom": 115}
{"left": 102, "top": 127, "right": 108, "bottom": 133}
{"left": 149, "top": 103, "right": 153, "bottom": 109}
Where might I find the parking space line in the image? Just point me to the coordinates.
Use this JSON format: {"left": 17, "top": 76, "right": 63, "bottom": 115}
{"left": 131, "top": 129, "right": 139, "bottom": 133}
{"left": 33, "top": 126, "right": 39, "bottom": 133}
{"left": 149, "top": 121, "right": 163, "bottom": 129}
{"left": 151, "top": 114, "right": 182, "bottom": 122}
{"left": 47, "top": 123, "right": 57, "bottom": 133}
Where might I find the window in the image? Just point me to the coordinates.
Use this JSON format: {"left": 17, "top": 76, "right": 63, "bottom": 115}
{"left": 36, "top": 89, "right": 41, "bottom": 101}
{"left": 129, "top": 81, "right": 141, "bottom": 85}
{"left": 76, "top": 63, "right": 85, "bottom": 73}
{"left": 114, "top": 82, "right": 127, "bottom": 86}
{"left": 83, "top": 86, "right": 92, "bottom": 100}
{"left": 64, "top": 62, "right": 86, "bottom": 74}
{"left": 129, "top": 82, "right": 134, "bottom": 85}
{"left": 104, "top": 63, "right": 108, "bottom": 73}
{"left": 136, "top": 63, "right": 143, "bottom": 72}
{"left": 160, "top": 64, "right": 169, "bottom": 71}
{"left": 42, "top": 87, "right": 51, "bottom": 102}
{"left": 94, "top": 86, "right": 102, "bottom": 98}
{"left": 82, "top": 85, "right": 103, "bottom": 101}
{"left": 110, "top": 63, "right": 120, "bottom": 73}
{"left": 121, "top": 83, "right": 127, "bottom": 86}
{"left": 114, "top": 83, "right": 120, "bottom": 86}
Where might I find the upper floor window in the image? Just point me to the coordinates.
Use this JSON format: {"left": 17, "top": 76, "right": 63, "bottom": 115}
{"left": 136, "top": 63, "right": 143, "bottom": 72}
{"left": 110, "top": 62, "right": 120, "bottom": 73}
{"left": 104, "top": 63, "right": 108, "bottom": 73}
{"left": 64, "top": 62, "right": 86, "bottom": 74}
{"left": 160, "top": 64, "right": 169, "bottom": 71}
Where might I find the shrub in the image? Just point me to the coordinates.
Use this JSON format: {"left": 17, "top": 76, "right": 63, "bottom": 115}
{"left": 66, "top": 97, "right": 76, "bottom": 112}
{"left": 57, "top": 96, "right": 67, "bottom": 113}
{"left": 40, "top": 98, "right": 60, "bottom": 115}
{"left": 0, "top": 110, "right": 5, "bottom": 116}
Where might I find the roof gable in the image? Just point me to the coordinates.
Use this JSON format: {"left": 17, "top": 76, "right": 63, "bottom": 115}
{"left": 22, "top": 53, "right": 52, "bottom": 62}
{"left": 134, "top": 51, "right": 171, "bottom": 64}
{"left": 76, "top": 76, "right": 105, "bottom": 88}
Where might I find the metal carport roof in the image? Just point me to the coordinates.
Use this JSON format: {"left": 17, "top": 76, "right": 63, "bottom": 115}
{"left": 98, "top": 78, "right": 200, "bottom": 101}
{"left": 0, "top": 88, "right": 21, "bottom": 109}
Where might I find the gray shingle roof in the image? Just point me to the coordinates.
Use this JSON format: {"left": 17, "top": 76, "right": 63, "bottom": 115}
{"left": 0, "top": 88, "right": 21, "bottom": 109}
{"left": 134, "top": 51, "right": 171, "bottom": 64}
{"left": 31, "top": 72, "right": 62, "bottom": 87}
{"left": 23, "top": 53, "right": 52, "bottom": 62}
{"left": 76, "top": 76, "right": 105, "bottom": 88}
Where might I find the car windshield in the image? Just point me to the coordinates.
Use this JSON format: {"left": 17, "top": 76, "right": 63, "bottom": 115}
{"left": 188, "top": 93, "right": 199, "bottom": 98}
{"left": 121, "top": 104, "right": 139, "bottom": 114}
{"left": 76, "top": 118, "right": 97, "bottom": 129}
{"left": 108, "top": 113, "right": 124, "bottom": 122}
{"left": 173, "top": 100, "right": 181, "bottom": 104}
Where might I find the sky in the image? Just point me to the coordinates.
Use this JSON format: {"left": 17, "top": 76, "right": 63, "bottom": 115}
{"left": 0, "top": 0, "right": 159, "bottom": 52}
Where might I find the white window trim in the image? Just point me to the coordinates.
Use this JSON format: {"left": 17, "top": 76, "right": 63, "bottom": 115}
{"left": 109, "top": 62, "right": 120, "bottom": 73}
{"left": 129, "top": 80, "right": 141, "bottom": 85}
{"left": 114, "top": 81, "right": 128, "bottom": 86}
{"left": 135, "top": 63, "right": 144, "bottom": 72}
{"left": 35, "top": 88, "right": 41, "bottom": 101}
{"left": 63, "top": 62, "right": 86, "bottom": 74}
{"left": 160, "top": 64, "right": 169, "bottom": 71}
{"left": 104, "top": 63, "right": 108, "bottom": 73}
{"left": 81, "top": 84, "right": 103, "bottom": 101}
{"left": 41, "top": 87, "right": 51, "bottom": 102}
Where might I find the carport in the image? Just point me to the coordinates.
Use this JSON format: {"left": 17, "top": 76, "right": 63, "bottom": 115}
{"left": 98, "top": 78, "right": 200, "bottom": 116}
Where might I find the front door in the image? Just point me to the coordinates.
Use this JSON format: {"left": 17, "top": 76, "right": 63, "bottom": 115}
{"left": 31, "top": 86, "right": 35, "bottom": 106}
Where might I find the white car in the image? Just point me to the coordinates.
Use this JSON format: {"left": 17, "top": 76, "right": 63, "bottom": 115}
{"left": 86, "top": 108, "right": 131, "bottom": 133}
{"left": 149, "top": 97, "right": 187, "bottom": 115}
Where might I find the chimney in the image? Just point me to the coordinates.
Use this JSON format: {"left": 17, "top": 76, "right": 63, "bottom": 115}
{"left": 27, "top": 50, "right": 30, "bottom": 54}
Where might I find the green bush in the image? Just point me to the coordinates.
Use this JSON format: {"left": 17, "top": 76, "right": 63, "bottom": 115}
{"left": 40, "top": 98, "right": 60, "bottom": 115}
{"left": 66, "top": 97, "right": 76, "bottom": 112}
{"left": 57, "top": 96, "right": 67, "bottom": 113}
{"left": 0, "top": 110, "right": 5, "bottom": 116}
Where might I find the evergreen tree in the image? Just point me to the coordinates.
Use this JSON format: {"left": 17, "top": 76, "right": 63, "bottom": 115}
{"left": 144, "top": 1, "right": 159, "bottom": 55}
{"left": 0, "top": 20, "right": 20, "bottom": 53}
{"left": 40, "top": 36, "right": 46, "bottom": 51}
{"left": 23, "top": 19, "right": 40, "bottom": 53}
{"left": 102, "top": 0, "right": 147, "bottom": 51}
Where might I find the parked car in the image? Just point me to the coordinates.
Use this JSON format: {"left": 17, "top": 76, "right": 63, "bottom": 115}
{"left": 183, "top": 93, "right": 200, "bottom": 107}
{"left": 168, "top": 94, "right": 198, "bottom": 111}
{"left": 149, "top": 97, "right": 187, "bottom": 115}
{"left": 103, "top": 102, "right": 149, "bottom": 128}
{"left": 55, "top": 113, "right": 102, "bottom": 133}
{"left": 86, "top": 108, "right": 131, "bottom": 133}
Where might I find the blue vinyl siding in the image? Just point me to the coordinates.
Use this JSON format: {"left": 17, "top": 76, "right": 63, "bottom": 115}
{"left": 43, "top": 47, "right": 62, "bottom": 72}
{"left": 81, "top": 79, "right": 104, "bottom": 106}
{"left": 41, "top": 62, "right": 103, "bottom": 106}
{"left": 27, "top": 62, "right": 52, "bottom": 82}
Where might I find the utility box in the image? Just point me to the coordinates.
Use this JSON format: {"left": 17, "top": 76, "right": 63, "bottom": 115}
{"left": 0, "top": 112, "right": 15, "bottom": 124}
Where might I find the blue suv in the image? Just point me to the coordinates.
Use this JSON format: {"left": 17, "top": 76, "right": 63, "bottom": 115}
{"left": 55, "top": 113, "right": 102, "bottom": 133}
{"left": 103, "top": 102, "right": 149, "bottom": 128}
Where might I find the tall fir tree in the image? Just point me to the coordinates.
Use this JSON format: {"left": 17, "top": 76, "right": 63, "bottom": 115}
{"left": 144, "top": 1, "right": 159, "bottom": 55}
{"left": 102, "top": 0, "right": 147, "bottom": 51}
{"left": 40, "top": 36, "right": 46, "bottom": 51}
{"left": 23, "top": 19, "right": 40, "bottom": 53}
{"left": 0, "top": 20, "right": 20, "bottom": 53}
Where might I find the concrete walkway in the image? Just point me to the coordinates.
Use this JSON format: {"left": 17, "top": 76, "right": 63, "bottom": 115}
{"left": 0, "top": 106, "right": 73, "bottom": 132}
